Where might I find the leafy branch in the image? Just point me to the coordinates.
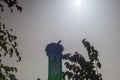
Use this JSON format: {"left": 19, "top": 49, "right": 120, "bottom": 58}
{"left": 0, "top": 0, "right": 22, "bottom": 12}
{"left": 62, "top": 39, "right": 102, "bottom": 80}
{"left": 0, "top": 22, "right": 21, "bottom": 80}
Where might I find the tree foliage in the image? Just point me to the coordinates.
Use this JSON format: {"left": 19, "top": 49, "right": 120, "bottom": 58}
{"left": 0, "top": 22, "right": 21, "bottom": 80}
{"left": 0, "top": 0, "right": 22, "bottom": 12}
{"left": 0, "top": 0, "right": 22, "bottom": 80}
{"left": 62, "top": 39, "right": 102, "bottom": 80}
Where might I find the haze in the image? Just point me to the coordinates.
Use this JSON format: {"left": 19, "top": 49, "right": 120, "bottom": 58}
{"left": 1, "top": 0, "right": 120, "bottom": 80}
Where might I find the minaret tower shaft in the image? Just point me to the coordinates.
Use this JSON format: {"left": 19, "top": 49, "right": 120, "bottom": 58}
{"left": 45, "top": 41, "right": 63, "bottom": 80}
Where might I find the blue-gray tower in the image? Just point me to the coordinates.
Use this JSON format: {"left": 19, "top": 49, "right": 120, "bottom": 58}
{"left": 45, "top": 41, "right": 63, "bottom": 80}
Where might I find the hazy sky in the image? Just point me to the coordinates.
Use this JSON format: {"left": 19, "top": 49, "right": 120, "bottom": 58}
{"left": 1, "top": 0, "right": 120, "bottom": 80}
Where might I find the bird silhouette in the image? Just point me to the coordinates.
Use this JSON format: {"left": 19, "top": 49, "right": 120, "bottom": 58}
{"left": 57, "top": 40, "right": 62, "bottom": 44}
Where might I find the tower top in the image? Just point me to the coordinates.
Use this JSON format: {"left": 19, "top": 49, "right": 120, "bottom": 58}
{"left": 45, "top": 41, "right": 64, "bottom": 56}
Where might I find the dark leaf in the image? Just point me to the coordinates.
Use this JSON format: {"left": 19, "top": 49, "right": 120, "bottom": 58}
{"left": 15, "top": 49, "right": 19, "bottom": 56}
{"left": 3, "top": 24, "right": 5, "bottom": 29}
{"left": 16, "top": 5, "right": 22, "bottom": 12}
{"left": 10, "top": 29, "right": 13, "bottom": 32}
{"left": 17, "top": 56, "right": 21, "bottom": 62}
{"left": 14, "top": 36, "right": 17, "bottom": 40}
{"left": 97, "top": 61, "right": 101, "bottom": 69}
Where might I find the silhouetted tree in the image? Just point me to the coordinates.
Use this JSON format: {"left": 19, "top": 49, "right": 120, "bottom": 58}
{"left": 62, "top": 39, "right": 102, "bottom": 80}
{"left": 0, "top": 0, "right": 22, "bottom": 80}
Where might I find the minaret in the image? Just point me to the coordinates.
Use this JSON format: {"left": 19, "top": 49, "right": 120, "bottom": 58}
{"left": 45, "top": 41, "right": 63, "bottom": 80}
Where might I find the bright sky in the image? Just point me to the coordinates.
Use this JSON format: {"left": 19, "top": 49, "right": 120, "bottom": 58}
{"left": 1, "top": 0, "right": 120, "bottom": 80}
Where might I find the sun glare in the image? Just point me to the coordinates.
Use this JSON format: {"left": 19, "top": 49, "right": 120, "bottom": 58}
{"left": 75, "top": 0, "right": 81, "bottom": 7}
{"left": 75, "top": 0, "right": 81, "bottom": 16}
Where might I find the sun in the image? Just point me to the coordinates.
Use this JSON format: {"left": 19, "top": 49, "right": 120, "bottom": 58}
{"left": 75, "top": 0, "right": 82, "bottom": 16}
{"left": 75, "top": 0, "right": 81, "bottom": 7}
